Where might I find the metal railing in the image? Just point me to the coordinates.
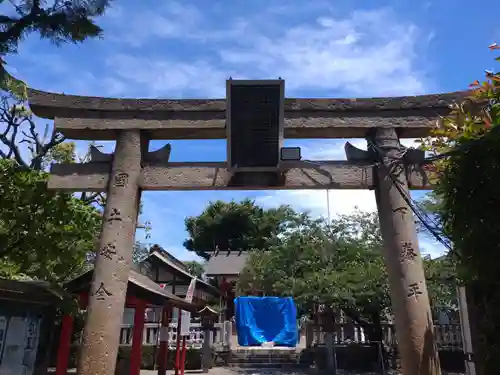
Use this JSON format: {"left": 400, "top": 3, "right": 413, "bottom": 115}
{"left": 305, "top": 322, "right": 463, "bottom": 349}
{"left": 119, "top": 321, "right": 232, "bottom": 350}
{"left": 118, "top": 320, "right": 462, "bottom": 351}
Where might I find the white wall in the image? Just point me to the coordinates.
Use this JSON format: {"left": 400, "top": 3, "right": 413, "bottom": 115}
{"left": 122, "top": 307, "right": 187, "bottom": 325}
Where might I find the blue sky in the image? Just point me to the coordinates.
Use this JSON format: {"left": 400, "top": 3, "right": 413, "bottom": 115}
{"left": 4, "top": 0, "right": 499, "bottom": 261}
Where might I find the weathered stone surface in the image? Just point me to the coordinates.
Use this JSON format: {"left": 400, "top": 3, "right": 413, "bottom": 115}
{"left": 48, "top": 161, "right": 431, "bottom": 191}
{"left": 77, "top": 130, "right": 142, "bottom": 375}
{"left": 28, "top": 88, "right": 466, "bottom": 114}
{"left": 26, "top": 88, "right": 468, "bottom": 140}
{"left": 54, "top": 112, "right": 446, "bottom": 140}
{"left": 371, "top": 128, "right": 440, "bottom": 375}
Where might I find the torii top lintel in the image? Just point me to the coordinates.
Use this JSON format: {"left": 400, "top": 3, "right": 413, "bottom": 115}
{"left": 27, "top": 88, "right": 468, "bottom": 141}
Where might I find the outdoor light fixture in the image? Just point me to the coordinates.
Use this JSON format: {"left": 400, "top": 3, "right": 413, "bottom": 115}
{"left": 280, "top": 147, "right": 302, "bottom": 161}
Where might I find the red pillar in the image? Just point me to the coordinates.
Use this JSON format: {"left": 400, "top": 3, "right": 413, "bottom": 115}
{"left": 157, "top": 304, "right": 171, "bottom": 375}
{"left": 55, "top": 314, "right": 74, "bottom": 375}
{"left": 180, "top": 337, "right": 187, "bottom": 375}
{"left": 130, "top": 300, "right": 147, "bottom": 375}
{"left": 174, "top": 309, "right": 183, "bottom": 375}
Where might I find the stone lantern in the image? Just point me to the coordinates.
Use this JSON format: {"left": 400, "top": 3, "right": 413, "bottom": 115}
{"left": 198, "top": 306, "right": 218, "bottom": 373}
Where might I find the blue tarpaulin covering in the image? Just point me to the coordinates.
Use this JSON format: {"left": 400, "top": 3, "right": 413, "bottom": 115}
{"left": 234, "top": 296, "right": 298, "bottom": 347}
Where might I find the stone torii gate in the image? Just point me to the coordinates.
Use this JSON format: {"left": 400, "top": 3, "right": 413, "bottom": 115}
{"left": 27, "top": 82, "right": 464, "bottom": 375}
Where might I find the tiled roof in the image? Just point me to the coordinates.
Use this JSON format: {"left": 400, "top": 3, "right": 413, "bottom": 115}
{"left": 204, "top": 250, "right": 249, "bottom": 276}
{"left": 64, "top": 269, "right": 200, "bottom": 312}
{"left": 146, "top": 251, "right": 219, "bottom": 295}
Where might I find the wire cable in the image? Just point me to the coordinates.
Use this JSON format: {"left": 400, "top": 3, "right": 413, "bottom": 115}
{"left": 367, "top": 139, "right": 454, "bottom": 253}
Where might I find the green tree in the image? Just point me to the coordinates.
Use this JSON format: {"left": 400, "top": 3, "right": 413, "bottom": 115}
{"left": 184, "top": 261, "right": 205, "bottom": 278}
{"left": 237, "top": 210, "right": 456, "bottom": 339}
{"left": 0, "top": 158, "right": 101, "bottom": 282}
{"left": 131, "top": 241, "right": 150, "bottom": 264}
{"left": 0, "top": 89, "right": 104, "bottom": 203}
{"left": 423, "top": 255, "right": 457, "bottom": 314}
{"left": 419, "top": 45, "right": 500, "bottom": 374}
{"left": 0, "top": 0, "right": 111, "bottom": 98}
{"left": 237, "top": 211, "right": 390, "bottom": 338}
{"left": 183, "top": 199, "right": 299, "bottom": 259}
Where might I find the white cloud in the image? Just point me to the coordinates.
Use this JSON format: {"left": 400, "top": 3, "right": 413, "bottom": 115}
{"left": 218, "top": 9, "right": 427, "bottom": 96}
{"left": 104, "top": 2, "right": 204, "bottom": 47}
{"left": 420, "top": 238, "right": 447, "bottom": 259}
{"left": 255, "top": 137, "right": 445, "bottom": 257}
{"left": 104, "top": 55, "right": 231, "bottom": 98}
{"left": 102, "top": 4, "right": 431, "bottom": 98}
{"left": 15, "top": 1, "right": 443, "bottom": 258}
{"left": 258, "top": 138, "right": 420, "bottom": 216}
{"left": 256, "top": 189, "right": 377, "bottom": 218}
{"left": 166, "top": 246, "right": 204, "bottom": 262}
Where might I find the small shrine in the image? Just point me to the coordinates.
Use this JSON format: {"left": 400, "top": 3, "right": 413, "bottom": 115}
{"left": 204, "top": 249, "right": 250, "bottom": 320}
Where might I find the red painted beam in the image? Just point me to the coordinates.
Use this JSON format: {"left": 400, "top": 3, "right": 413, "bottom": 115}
{"left": 130, "top": 300, "right": 147, "bottom": 375}
{"left": 157, "top": 304, "right": 172, "bottom": 375}
{"left": 55, "top": 314, "right": 74, "bottom": 375}
{"left": 175, "top": 310, "right": 183, "bottom": 375}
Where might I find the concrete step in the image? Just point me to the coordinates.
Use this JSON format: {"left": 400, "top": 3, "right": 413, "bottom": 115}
{"left": 228, "top": 347, "right": 310, "bottom": 368}
{"left": 229, "top": 362, "right": 310, "bottom": 369}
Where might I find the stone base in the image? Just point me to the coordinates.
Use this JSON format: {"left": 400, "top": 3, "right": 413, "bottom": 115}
{"left": 229, "top": 346, "right": 308, "bottom": 369}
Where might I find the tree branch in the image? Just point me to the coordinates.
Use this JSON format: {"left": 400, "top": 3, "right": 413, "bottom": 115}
{"left": 0, "top": 106, "right": 28, "bottom": 167}
{"left": 0, "top": 2, "right": 42, "bottom": 51}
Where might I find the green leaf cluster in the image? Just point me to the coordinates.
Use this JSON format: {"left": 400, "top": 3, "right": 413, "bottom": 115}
{"left": 0, "top": 0, "right": 111, "bottom": 98}
{"left": 236, "top": 210, "right": 455, "bottom": 332}
{"left": 184, "top": 199, "right": 298, "bottom": 259}
{"left": 420, "top": 45, "right": 500, "bottom": 374}
{"left": 0, "top": 159, "right": 101, "bottom": 282}
{"left": 184, "top": 260, "right": 205, "bottom": 278}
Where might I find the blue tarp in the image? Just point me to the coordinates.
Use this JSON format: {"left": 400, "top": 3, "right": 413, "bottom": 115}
{"left": 234, "top": 296, "right": 298, "bottom": 347}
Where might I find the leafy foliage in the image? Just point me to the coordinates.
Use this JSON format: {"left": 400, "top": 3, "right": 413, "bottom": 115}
{"left": 0, "top": 0, "right": 111, "bottom": 98}
{"left": 0, "top": 159, "right": 102, "bottom": 281}
{"left": 184, "top": 261, "right": 205, "bottom": 278}
{"left": 183, "top": 199, "right": 299, "bottom": 259}
{"left": 423, "top": 254, "right": 457, "bottom": 313}
{"left": 132, "top": 241, "right": 150, "bottom": 265}
{"left": 236, "top": 210, "right": 454, "bottom": 332}
{"left": 0, "top": 91, "right": 105, "bottom": 204}
{"left": 419, "top": 44, "right": 500, "bottom": 374}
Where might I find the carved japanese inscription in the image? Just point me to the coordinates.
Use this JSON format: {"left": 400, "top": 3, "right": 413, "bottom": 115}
{"left": 114, "top": 172, "right": 129, "bottom": 187}
{"left": 107, "top": 208, "right": 122, "bottom": 223}
{"left": 393, "top": 206, "right": 409, "bottom": 220}
{"left": 400, "top": 241, "right": 418, "bottom": 263}
{"left": 93, "top": 282, "right": 112, "bottom": 301}
{"left": 406, "top": 281, "right": 423, "bottom": 299}
{"left": 100, "top": 243, "right": 117, "bottom": 260}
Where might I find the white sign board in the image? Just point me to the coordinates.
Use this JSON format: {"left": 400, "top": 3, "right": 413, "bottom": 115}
{"left": 180, "top": 310, "right": 191, "bottom": 336}
{"left": 179, "top": 278, "right": 197, "bottom": 336}
{"left": 185, "top": 278, "right": 196, "bottom": 303}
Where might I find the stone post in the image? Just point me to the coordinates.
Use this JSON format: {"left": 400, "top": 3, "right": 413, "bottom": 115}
{"left": 305, "top": 321, "right": 313, "bottom": 348}
{"left": 323, "top": 307, "right": 337, "bottom": 374}
{"left": 201, "top": 328, "right": 212, "bottom": 373}
{"left": 369, "top": 128, "right": 441, "bottom": 375}
{"left": 77, "top": 130, "right": 143, "bottom": 375}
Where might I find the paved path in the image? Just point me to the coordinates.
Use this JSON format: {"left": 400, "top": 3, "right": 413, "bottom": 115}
{"left": 54, "top": 370, "right": 311, "bottom": 375}
{"left": 53, "top": 367, "right": 463, "bottom": 375}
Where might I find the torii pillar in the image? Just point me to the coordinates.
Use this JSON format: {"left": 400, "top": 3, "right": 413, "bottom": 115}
{"left": 77, "top": 130, "right": 143, "bottom": 375}
{"left": 368, "top": 128, "right": 441, "bottom": 375}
